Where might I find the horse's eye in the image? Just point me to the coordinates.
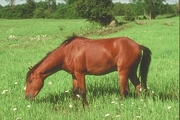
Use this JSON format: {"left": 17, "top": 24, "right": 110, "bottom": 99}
{"left": 28, "top": 80, "right": 32, "bottom": 84}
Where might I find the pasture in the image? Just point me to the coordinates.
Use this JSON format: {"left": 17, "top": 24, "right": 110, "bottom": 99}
{"left": 0, "top": 17, "right": 179, "bottom": 120}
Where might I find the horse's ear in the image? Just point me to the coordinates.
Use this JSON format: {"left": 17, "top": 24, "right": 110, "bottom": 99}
{"left": 28, "top": 66, "right": 32, "bottom": 70}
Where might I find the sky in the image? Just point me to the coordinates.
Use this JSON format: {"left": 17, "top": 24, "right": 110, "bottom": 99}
{"left": 0, "top": 0, "right": 178, "bottom": 6}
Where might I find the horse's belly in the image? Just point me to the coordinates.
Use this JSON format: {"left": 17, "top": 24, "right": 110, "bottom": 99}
{"left": 86, "top": 61, "right": 117, "bottom": 75}
{"left": 87, "top": 69, "right": 117, "bottom": 75}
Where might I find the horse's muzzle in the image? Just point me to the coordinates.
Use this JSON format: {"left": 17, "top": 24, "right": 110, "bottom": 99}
{"left": 25, "top": 94, "right": 34, "bottom": 101}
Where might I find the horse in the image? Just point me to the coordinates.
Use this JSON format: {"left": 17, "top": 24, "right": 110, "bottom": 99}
{"left": 25, "top": 35, "right": 151, "bottom": 107}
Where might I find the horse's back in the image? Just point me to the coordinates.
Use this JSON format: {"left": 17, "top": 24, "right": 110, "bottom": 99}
{"left": 62, "top": 37, "right": 141, "bottom": 75}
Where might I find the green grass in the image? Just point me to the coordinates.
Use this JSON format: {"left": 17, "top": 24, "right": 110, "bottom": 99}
{"left": 0, "top": 17, "right": 179, "bottom": 120}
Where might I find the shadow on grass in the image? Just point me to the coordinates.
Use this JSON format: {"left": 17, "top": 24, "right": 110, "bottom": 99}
{"left": 35, "top": 83, "right": 179, "bottom": 104}
{"left": 34, "top": 84, "right": 124, "bottom": 104}
{"left": 35, "top": 91, "right": 72, "bottom": 104}
{"left": 158, "top": 92, "right": 179, "bottom": 101}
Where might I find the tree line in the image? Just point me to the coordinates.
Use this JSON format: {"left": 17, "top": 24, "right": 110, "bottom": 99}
{"left": 0, "top": 0, "right": 178, "bottom": 25}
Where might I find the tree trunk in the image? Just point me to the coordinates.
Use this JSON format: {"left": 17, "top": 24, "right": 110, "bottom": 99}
{"left": 178, "top": 0, "right": 180, "bottom": 14}
{"left": 149, "top": 10, "right": 152, "bottom": 20}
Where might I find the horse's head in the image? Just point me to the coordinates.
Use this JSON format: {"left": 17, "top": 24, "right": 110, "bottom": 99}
{"left": 25, "top": 69, "right": 44, "bottom": 100}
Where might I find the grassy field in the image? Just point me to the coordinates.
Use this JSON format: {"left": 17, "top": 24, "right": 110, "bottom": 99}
{"left": 0, "top": 17, "right": 179, "bottom": 120}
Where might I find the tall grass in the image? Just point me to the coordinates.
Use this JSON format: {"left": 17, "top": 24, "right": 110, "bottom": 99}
{"left": 0, "top": 17, "right": 179, "bottom": 120}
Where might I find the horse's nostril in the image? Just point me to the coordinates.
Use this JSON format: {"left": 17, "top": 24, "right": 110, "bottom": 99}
{"left": 25, "top": 94, "right": 34, "bottom": 101}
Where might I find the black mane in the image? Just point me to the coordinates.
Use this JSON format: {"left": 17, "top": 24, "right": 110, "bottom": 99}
{"left": 60, "top": 34, "right": 79, "bottom": 46}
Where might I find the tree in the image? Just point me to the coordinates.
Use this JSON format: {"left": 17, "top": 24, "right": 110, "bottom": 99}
{"left": 64, "top": 0, "right": 76, "bottom": 4}
{"left": 113, "top": 2, "right": 126, "bottom": 16}
{"left": 130, "top": 0, "right": 144, "bottom": 19}
{"left": 130, "top": 0, "right": 165, "bottom": 19}
{"left": 45, "top": 0, "right": 56, "bottom": 14}
{"left": 33, "top": 1, "right": 47, "bottom": 18}
{"left": 124, "top": 10, "right": 135, "bottom": 21}
{"left": 74, "top": 0, "right": 114, "bottom": 26}
{"left": 23, "top": 0, "right": 35, "bottom": 18}
{"left": 5, "top": 0, "right": 15, "bottom": 7}
{"left": 53, "top": 3, "right": 78, "bottom": 19}
{"left": 144, "top": 0, "right": 165, "bottom": 19}
{"left": 177, "top": 0, "right": 180, "bottom": 14}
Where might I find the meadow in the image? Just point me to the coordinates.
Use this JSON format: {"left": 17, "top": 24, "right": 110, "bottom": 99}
{"left": 0, "top": 17, "right": 179, "bottom": 120}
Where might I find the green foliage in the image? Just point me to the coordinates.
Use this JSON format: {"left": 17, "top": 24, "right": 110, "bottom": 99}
{"left": 143, "top": 0, "right": 165, "bottom": 19}
{"left": 113, "top": 2, "right": 126, "bottom": 16}
{"left": 46, "top": 0, "right": 57, "bottom": 14}
{"left": 124, "top": 10, "right": 135, "bottom": 21}
{"left": 52, "top": 3, "right": 78, "bottom": 19}
{"left": 130, "top": 0, "right": 144, "bottom": 18}
{"left": 129, "top": 0, "right": 169, "bottom": 19}
{"left": 23, "top": 0, "right": 36, "bottom": 18}
{"left": 0, "top": 5, "right": 23, "bottom": 19}
{"left": 0, "top": 0, "right": 178, "bottom": 20}
{"left": 74, "top": 0, "right": 114, "bottom": 26}
{"left": 0, "top": 1, "right": 35, "bottom": 19}
{"left": 33, "top": 7, "right": 45, "bottom": 18}
{"left": 160, "top": 4, "right": 178, "bottom": 14}
{"left": 5, "top": 0, "right": 15, "bottom": 7}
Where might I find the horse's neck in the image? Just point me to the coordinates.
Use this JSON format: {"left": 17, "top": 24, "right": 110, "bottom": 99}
{"left": 34, "top": 49, "right": 64, "bottom": 78}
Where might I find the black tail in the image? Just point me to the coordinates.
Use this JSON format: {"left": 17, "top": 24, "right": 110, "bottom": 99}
{"left": 139, "top": 45, "right": 151, "bottom": 90}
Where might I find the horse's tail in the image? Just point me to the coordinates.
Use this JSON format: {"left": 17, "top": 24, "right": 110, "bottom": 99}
{"left": 139, "top": 45, "right": 151, "bottom": 90}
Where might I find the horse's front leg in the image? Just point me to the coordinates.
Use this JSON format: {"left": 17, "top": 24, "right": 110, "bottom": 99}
{"left": 74, "top": 72, "right": 88, "bottom": 107}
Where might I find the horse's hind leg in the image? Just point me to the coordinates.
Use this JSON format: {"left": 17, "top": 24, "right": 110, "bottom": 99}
{"left": 118, "top": 68, "right": 130, "bottom": 99}
{"left": 129, "top": 62, "right": 141, "bottom": 95}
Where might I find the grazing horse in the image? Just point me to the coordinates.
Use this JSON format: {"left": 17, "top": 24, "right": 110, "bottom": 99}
{"left": 25, "top": 35, "right": 151, "bottom": 107}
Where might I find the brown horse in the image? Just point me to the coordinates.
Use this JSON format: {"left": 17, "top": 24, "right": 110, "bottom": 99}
{"left": 25, "top": 35, "right": 151, "bottom": 106}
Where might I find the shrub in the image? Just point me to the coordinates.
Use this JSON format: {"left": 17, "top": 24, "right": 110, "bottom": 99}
{"left": 124, "top": 11, "right": 135, "bottom": 21}
{"left": 74, "top": 0, "right": 114, "bottom": 26}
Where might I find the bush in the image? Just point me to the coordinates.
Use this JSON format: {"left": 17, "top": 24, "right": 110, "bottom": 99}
{"left": 74, "top": 0, "right": 114, "bottom": 26}
{"left": 52, "top": 4, "right": 78, "bottom": 19}
{"left": 124, "top": 11, "right": 135, "bottom": 21}
{"left": 33, "top": 8, "right": 45, "bottom": 18}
